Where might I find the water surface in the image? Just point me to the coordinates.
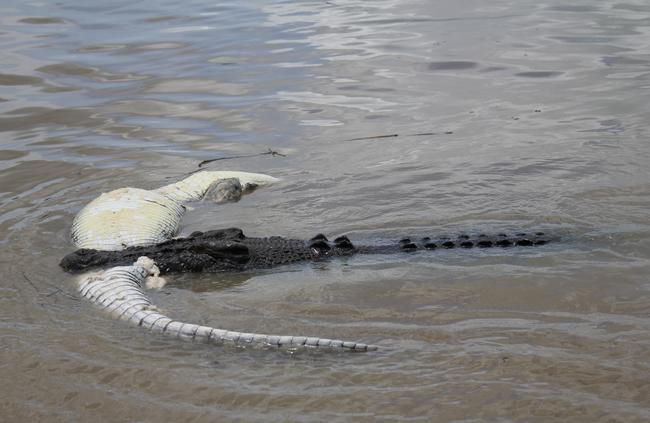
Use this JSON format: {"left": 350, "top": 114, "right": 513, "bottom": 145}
{"left": 1, "top": 0, "right": 650, "bottom": 421}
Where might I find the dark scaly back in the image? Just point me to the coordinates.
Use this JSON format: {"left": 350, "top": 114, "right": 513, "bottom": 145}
{"left": 243, "top": 236, "right": 316, "bottom": 268}
{"left": 395, "top": 231, "right": 551, "bottom": 251}
{"left": 60, "top": 229, "right": 554, "bottom": 273}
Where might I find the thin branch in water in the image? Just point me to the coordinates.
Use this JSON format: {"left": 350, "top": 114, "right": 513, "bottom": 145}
{"left": 198, "top": 148, "right": 286, "bottom": 168}
{"left": 345, "top": 134, "right": 399, "bottom": 141}
{"left": 344, "top": 131, "right": 452, "bottom": 142}
{"left": 46, "top": 288, "right": 63, "bottom": 297}
{"left": 198, "top": 153, "right": 257, "bottom": 167}
{"left": 22, "top": 272, "right": 38, "bottom": 293}
{"left": 23, "top": 271, "right": 77, "bottom": 300}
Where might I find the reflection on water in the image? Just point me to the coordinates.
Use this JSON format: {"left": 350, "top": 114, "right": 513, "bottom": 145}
{"left": 1, "top": 0, "right": 650, "bottom": 421}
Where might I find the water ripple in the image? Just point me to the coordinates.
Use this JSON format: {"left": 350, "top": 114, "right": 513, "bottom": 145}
{"left": 1, "top": 0, "right": 650, "bottom": 421}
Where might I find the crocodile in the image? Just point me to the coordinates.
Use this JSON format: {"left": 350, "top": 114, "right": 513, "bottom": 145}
{"left": 69, "top": 171, "right": 379, "bottom": 352}
{"left": 67, "top": 171, "right": 554, "bottom": 353}
{"left": 61, "top": 227, "right": 553, "bottom": 274}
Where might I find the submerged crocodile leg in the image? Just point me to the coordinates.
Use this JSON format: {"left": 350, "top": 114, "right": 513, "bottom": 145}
{"left": 78, "top": 257, "right": 377, "bottom": 352}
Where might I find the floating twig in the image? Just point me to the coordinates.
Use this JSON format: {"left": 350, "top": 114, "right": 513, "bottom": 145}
{"left": 22, "top": 272, "right": 38, "bottom": 293}
{"left": 198, "top": 148, "right": 286, "bottom": 168}
{"left": 345, "top": 134, "right": 399, "bottom": 141}
{"left": 344, "top": 131, "right": 452, "bottom": 141}
{"left": 23, "top": 271, "right": 77, "bottom": 300}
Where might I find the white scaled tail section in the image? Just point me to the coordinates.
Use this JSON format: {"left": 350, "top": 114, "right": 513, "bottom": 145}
{"left": 77, "top": 258, "right": 377, "bottom": 352}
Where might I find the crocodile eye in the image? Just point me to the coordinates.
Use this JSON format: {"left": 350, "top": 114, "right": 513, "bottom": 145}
{"left": 309, "top": 240, "right": 331, "bottom": 253}
{"left": 333, "top": 236, "right": 354, "bottom": 249}
{"left": 400, "top": 242, "right": 417, "bottom": 251}
{"left": 310, "top": 233, "right": 328, "bottom": 242}
{"left": 335, "top": 239, "right": 354, "bottom": 249}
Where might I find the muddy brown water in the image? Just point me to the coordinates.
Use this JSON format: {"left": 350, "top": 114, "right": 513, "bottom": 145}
{"left": 1, "top": 0, "right": 650, "bottom": 421}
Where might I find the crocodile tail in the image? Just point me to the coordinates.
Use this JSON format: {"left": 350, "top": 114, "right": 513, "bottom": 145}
{"left": 396, "top": 231, "right": 552, "bottom": 251}
{"left": 77, "top": 257, "right": 376, "bottom": 352}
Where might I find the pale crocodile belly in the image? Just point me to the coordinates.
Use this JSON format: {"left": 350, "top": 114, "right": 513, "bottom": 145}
{"left": 71, "top": 187, "right": 185, "bottom": 251}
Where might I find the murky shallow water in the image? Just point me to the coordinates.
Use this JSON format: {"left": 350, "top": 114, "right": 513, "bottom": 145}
{"left": 1, "top": 0, "right": 650, "bottom": 421}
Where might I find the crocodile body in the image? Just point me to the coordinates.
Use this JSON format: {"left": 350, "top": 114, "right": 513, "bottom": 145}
{"left": 61, "top": 228, "right": 553, "bottom": 274}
